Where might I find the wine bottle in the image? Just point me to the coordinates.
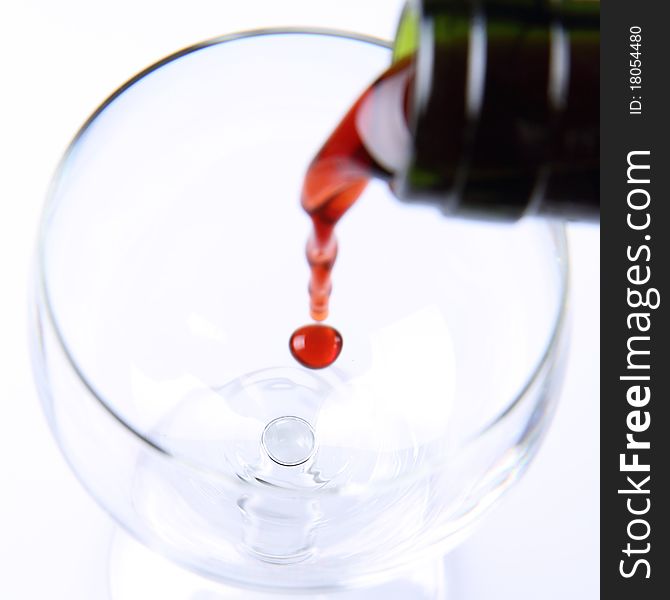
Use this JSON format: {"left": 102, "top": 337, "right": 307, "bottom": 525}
{"left": 390, "top": 0, "right": 600, "bottom": 221}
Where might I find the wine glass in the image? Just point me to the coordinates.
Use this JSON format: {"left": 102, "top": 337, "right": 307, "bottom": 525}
{"left": 31, "top": 29, "right": 569, "bottom": 598}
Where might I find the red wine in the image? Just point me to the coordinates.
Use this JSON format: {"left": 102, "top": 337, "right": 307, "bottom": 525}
{"left": 301, "top": 57, "right": 412, "bottom": 322}
{"left": 289, "top": 58, "right": 413, "bottom": 369}
{"left": 289, "top": 324, "right": 343, "bottom": 370}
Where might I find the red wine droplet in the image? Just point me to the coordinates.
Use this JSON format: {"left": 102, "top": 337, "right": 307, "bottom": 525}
{"left": 289, "top": 324, "right": 343, "bottom": 369}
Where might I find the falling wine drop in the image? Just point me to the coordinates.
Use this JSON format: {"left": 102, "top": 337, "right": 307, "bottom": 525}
{"left": 289, "top": 324, "right": 343, "bottom": 369}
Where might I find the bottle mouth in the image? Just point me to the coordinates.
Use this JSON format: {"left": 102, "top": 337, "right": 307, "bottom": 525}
{"left": 392, "top": 1, "right": 488, "bottom": 216}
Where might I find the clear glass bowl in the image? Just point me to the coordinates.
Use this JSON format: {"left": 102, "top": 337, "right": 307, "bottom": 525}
{"left": 31, "top": 29, "right": 569, "bottom": 593}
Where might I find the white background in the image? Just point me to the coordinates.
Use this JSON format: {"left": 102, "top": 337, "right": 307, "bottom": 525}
{"left": 0, "top": 1, "right": 599, "bottom": 598}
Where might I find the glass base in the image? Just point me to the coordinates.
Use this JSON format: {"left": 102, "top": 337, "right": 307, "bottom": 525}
{"left": 108, "top": 529, "right": 448, "bottom": 599}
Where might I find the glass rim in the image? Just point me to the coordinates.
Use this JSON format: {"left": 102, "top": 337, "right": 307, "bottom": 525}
{"left": 36, "top": 27, "right": 571, "bottom": 498}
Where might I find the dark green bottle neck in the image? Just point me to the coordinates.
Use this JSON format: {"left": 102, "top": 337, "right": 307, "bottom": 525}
{"left": 393, "top": 0, "right": 600, "bottom": 221}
